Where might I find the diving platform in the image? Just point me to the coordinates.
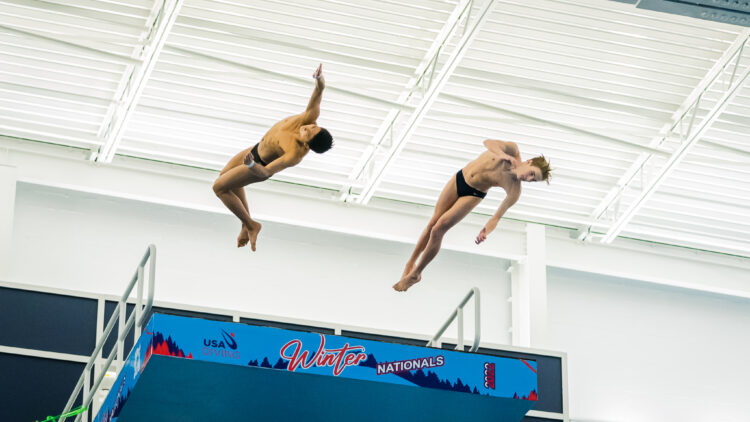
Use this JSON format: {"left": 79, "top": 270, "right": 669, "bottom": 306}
{"left": 94, "top": 314, "right": 539, "bottom": 422}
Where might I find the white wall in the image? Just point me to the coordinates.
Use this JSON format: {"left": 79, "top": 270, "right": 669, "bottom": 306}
{"left": 0, "top": 165, "right": 16, "bottom": 280}
{"left": 9, "top": 183, "right": 511, "bottom": 344}
{"left": 9, "top": 179, "right": 750, "bottom": 422}
{"left": 548, "top": 267, "right": 750, "bottom": 422}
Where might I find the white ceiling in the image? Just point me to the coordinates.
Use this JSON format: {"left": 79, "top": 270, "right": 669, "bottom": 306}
{"left": 1, "top": 0, "right": 749, "bottom": 257}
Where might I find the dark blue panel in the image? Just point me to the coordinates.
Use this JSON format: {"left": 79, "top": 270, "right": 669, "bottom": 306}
{"left": 637, "top": 0, "right": 750, "bottom": 26}
{"left": 523, "top": 417, "right": 561, "bottom": 422}
{"left": 0, "top": 287, "right": 97, "bottom": 355}
{"left": 440, "top": 342, "right": 470, "bottom": 351}
{"left": 669, "top": 0, "right": 750, "bottom": 13}
{"left": 476, "top": 347, "right": 563, "bottom": 414}
{"left": 103, "top": 301, "right": 135, "bottom": 359}
{"left": 340, "top": 330, "right": 427, "bottom": 346}
{"left": 0, "top": 353, "right": 84, "bottom": 422}
{"left": 242, "top": 317, "right": 335, "bottom": 335}
{"left": 119, "top": 355, "right": 534, "bottom": 422}
{"left": 147, "top": 306, "right": 233, "bottom": 322}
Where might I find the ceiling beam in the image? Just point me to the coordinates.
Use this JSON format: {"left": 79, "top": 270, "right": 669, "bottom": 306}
{"left": 700, "top": 139, "right": 750, "bottom": 157}
{"left": 95, "top": 0, "right": 184, "bottom": 163}
{"left": 441, "top": 93, "right": 672, "bottom": 156}
{"left": 356, "top": 0, "right": 498, "bottom": 204}
{"left": 578, "top": 29, "right": 750, "bottom": 241}
{"left": 164, "top": 45, "right": 415, "bottom": 110}
{"left": 601, "top": 35, "right": 750, "bottom": 243}
{"left": 339, "top": 0, "right": 475, "bottom": 199}
{"left": 0, "top": 23, "right": 138, "bottom": 64}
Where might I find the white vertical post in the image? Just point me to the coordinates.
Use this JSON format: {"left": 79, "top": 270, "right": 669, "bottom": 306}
{"left": 118, "top": 302, "right": 125, "bottom": 369}
{"left": 510, "top": 224, "right": 548, "bottom": 348}
{"left": 94, "top": 299, "right": 104, "bottom": 378}
{"left": 456, "top": 307, "right": 464, "bottom": 351}
{"left": 472, "top": 288, "right": 481, "bottom": 352}
{"left": 93, "top": 298, "right": 104, "bottom": 421}
{"left": 0, "top": 164, "right": 17, "bottom": 281}
{"left": 135, "top": 266, "right": 144, "bottom": 341}
{"left": 526, "top": 224, "right": 548, "bottom": 348}
{"left": 82, "top": 370, "right": 90, "bottom": 422}
{"left": 510, "top": 261, "right": 530, "bottom": 347}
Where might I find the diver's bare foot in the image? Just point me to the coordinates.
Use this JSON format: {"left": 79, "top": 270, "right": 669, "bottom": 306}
{"left": 237, "top": 226, "right": 250, "bottom": 248}
{"left": 393, "top": 272, "right": 421, "bottom": 292}
{"left": 247, "top": 221, "right": 262, "bottom": 252}
{"left": 402, "top": 263, "right": 416, "bottom": 278}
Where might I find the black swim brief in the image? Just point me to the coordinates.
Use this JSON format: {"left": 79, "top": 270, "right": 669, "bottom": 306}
{"left": 456, "top": 169, "right": 487, "bottom": 199}
{"left": 250, "top": 143, "right": 268, "bottom": 167}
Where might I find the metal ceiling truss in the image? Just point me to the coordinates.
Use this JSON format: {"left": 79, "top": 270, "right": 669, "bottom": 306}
{"left": 354, "top": 0, "right": 498, "bottom": 204}
{"left": 577, "top": 29, "right": 750, "bottom": 242}
{"left": 338, "top": 0, "right": 475, "bottom": 201}
{"left": 95, "top": 0, "right": 184, "bottom": 163}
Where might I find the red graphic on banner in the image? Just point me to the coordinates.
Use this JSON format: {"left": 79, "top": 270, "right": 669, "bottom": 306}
{"left": 513, "top": 390, "right": 538, "bottom": 401}
{"left": 520, "top": 358, "right": 537, "bottom": 373}
{"left": 483, "top": 362, "right": 496, "bottom": 390}
{"left": 143, "top": 332, "right": 193, "bottom": 369}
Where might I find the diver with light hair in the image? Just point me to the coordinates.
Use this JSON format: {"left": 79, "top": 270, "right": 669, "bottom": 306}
{"left": 394, "top": 140, "right": 551, "bottom": 292}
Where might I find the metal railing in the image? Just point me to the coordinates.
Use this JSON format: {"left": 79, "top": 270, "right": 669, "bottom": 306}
{"left": 426, "top": 287, "right": 481, "bottom": 352}
{"left": 59, "top": 244, "right": 156, "bottom": 422}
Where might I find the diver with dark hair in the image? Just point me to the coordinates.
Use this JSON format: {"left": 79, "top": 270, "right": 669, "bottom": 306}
{"left": 213, "top": 64, "right": 333, "bottom": 251}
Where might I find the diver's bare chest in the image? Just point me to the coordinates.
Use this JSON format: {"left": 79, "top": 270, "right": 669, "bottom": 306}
{"left": 262, "top": 130, "right": 296, "bottom": 149}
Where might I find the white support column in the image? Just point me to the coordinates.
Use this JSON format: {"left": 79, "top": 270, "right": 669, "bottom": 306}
{"left": 510, "top": 223, "right": 548, "bottom": 348}
{"left": 509, "top": 261, "right": 530, "bottom": 347}
{"left": 526, "top": 224, "right": 548, "bottom": 348}
{"left": 0, "top": 164, "right": 17, "bottom": 280}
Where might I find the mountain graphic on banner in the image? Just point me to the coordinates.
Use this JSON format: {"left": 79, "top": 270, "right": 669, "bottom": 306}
{"left": 248, "top": 357, "right": 289, "bottom": 369}
{"left": 148, "top": 332, "right": 193, "bottom": 359}
{"left": 513, "top": 390, "right": 538, "bottom": 401}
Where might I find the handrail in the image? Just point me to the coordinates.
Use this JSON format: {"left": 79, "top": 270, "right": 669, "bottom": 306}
{"left": 58, "top": 245, "right": 156, "bottom": 422}
{"left": 426, "top": 287, "right": 481, "bottom": 352}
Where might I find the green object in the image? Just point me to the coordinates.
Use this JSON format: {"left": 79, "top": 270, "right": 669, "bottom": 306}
{"left": 35, "top": 406, "right": 88, "bottom": 422}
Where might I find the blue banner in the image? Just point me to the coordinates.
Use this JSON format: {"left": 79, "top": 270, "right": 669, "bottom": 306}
{"left": 95, "top": 314, "right": 537, "bottom": 421}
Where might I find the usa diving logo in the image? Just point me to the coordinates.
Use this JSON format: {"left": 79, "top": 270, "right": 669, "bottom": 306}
{"left": 203, "top": 329, "right": 240, "bottom": 360}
